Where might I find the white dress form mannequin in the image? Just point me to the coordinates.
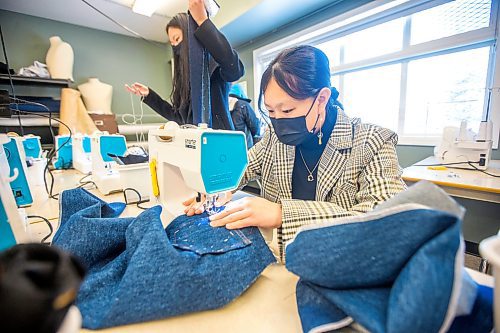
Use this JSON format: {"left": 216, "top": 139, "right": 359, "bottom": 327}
{"left": 45, "top": 36, "right": 74, "bottom": 81}
{"left": 78, "top": 78, "right": 113, "bottom": 114}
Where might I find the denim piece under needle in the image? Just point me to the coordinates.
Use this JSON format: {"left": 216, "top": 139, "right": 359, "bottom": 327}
{"left": 53, "top": 188, "right": 276, "bottom": 329}
{"left": 167, "top": 214, "right": 252, "bottom": 255}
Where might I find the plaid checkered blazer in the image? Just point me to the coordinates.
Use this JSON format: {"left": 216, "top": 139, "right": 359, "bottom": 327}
{"left": 240, "top": 107, "right": 407, "bottom": 260}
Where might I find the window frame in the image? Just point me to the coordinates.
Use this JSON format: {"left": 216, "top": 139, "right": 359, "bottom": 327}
{"left": 253, "top": 0, "right": 500, "bottom": 148}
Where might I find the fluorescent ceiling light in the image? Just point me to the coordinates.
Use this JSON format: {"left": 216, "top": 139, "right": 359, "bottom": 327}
{"left": 132, "top": 0, "right": 162, "bottom": 17}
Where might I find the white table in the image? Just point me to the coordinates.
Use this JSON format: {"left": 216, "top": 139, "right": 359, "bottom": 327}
{"left": 402, "top": 156, "right": 500, "bottom": 203}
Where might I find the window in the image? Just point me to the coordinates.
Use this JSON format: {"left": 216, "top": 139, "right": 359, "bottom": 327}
{"left": 254, "top": 0, "right": 500, "bottom": 147}
{"left": 410, "top": 0, "right": 492, "bottom": 45}
{"left": 319, "top": 18, "right": 406, "bottom": 64}
{"left": 405, "top": 47, "right": 490, "bottom": 135}
{"left": 340, "top": 64, "right": 401, "bottom": 131}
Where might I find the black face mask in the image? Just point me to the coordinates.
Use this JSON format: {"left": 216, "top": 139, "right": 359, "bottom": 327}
{"left": 172, "top": 41, "right": 183, "bottom": 56}
{"left": 269, "top": 93, "right": 320, "bottom": 146}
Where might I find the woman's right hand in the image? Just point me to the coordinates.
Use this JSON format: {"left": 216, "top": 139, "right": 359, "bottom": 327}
{"left": 125, "top": 82, "right": 150, "bottom": 97}
{"left": 189, "top": 0, "right": 209, "bottom": 26}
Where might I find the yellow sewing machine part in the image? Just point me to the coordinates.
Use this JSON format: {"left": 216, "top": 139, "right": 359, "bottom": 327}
{"left": 150, "top": 158, "right": 160, "bottom": 197}
{"left": 427, "top": 166, "right": 448, "bottom": 170}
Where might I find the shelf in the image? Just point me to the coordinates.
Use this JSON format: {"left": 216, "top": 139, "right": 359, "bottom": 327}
{"left": 0, "top": 74, "right": 70, "bottom": 87}
{"left": 0, "top": 114, "right": 60, "bottom": 127}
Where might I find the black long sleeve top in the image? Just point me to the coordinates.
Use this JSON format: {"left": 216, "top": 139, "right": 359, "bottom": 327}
{"left": 143, "top": 19, "right": 245, "bottom": 130}
{"left": 231, "top": 99, "right": 261, "bottom": 149}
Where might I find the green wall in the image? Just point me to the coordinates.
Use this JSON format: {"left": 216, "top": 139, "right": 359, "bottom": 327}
{"left": 0, "top": 9, "right": 170, "bottom": 124}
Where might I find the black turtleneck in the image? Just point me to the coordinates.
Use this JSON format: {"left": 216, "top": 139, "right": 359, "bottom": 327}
{"left": 292, "top": 106, "right": 337, "bottom": 200}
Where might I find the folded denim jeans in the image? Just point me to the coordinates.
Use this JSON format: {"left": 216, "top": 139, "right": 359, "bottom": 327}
{"left": 285, "top": 181, "right": 493, "bottom": 333}
{"left": 52, "top": 188, "right": 275, "bottom": 329}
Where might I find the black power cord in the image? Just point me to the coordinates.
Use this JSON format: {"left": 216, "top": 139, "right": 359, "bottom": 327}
{"left": 415, "top": 160, "right": 500, "bottom": 178}
{"left": 0, "top": 25, "right": 23, "bottom": 135}
{"left": 466, "top": 161, "right": 500, "bottom": 178}
{"left": 27, "top": 215, "right": 53, "bottom": 244}
{"left": 415, "top": 160, "right": 482, "bottom": 167}
{"left": 123, "top": 187, "right": 151, "bottom": 210}
{"left": 9, "top": 99, "right": 73, "bottom": 199}
{"left": 79, "top": 0, "right": 164, "bottom": 49}
{"left": 76, "top": 173, "right": 97, "bottom": 189}
{"left": 79, "top": 173, "right": 92, "bottom": 183}
{"left": 77, "top": 180, "right": 96, "bottom": 189}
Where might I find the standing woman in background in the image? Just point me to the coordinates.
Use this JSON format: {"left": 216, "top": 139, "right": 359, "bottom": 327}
{"left": 126, "top": 0, "right": 244, "bottom": 130}
{"left": 228, "top": 83, "right": 262, "bottom": 149}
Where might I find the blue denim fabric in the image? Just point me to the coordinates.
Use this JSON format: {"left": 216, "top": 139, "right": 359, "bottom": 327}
{"left": 167, "top": 216, "right": 252, "bottom": 255}
{"left": 52, "top": 188, "right": 275, "bottom": 329}
{"left": 285, "top": 206, "right": 493, "bottom": 333}
{"left": 448, "top": 284, "right": 493, "bottom": 333}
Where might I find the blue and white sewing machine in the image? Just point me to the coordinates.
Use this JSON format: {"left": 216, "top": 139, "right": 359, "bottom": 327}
{"left": 2, "top": 135, "right": 33, "bottom": 207}
{"left": 22, "top": 135, "right": 42, "bottom": 159}
{"left": 91, "top": 133, "right": 151, "bottom": 201}
{"left": 0, "top": 134, "right": 31, "bottom": 250}
{"left": 148, "top": 122, "right": 248, "bottom": 225}
{"left": 53, "top": 135, "right": 73, "bottom": 169}
{"left": 72, "top": 134, "right": 92, "bottom": 174}
{"left": 91, "top": 133, "right": 128, "bottom": 194}
{"left": 21, "top": 135, "right": 48, "bottom": 187}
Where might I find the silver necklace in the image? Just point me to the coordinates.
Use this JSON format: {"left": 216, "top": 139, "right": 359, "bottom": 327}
{"left": 298, "top": 148, "right": 321, "bottom": 182}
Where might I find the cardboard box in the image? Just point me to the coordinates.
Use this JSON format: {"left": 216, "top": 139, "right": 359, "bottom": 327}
{"left": 89, "top": 113, "right": 118, "bottom": 134}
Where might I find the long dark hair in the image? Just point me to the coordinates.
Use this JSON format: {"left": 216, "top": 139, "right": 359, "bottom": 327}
{"left": 258, "top": 45, "right": 342, "bottom": 115}
{"left": 166, "top": 13, "right": 190, "bottom": 114}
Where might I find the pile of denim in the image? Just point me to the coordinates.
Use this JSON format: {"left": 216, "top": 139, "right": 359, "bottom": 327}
{"left": 285, "top": 181, "right": 493, "bottom": 333}
{"left": 53, "top": 188, "right": 275, "bottom": 329}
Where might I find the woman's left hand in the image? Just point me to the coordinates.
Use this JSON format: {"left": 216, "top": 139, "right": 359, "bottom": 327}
{"left": 189, "top": 0, "right": 209, "bottom": 26}
{"left": 209, "top": 197, "right": 282, "bottom": 229}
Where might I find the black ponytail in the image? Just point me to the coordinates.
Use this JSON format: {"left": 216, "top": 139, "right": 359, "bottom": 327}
{"left": 330, "top": 86, "right": 343, "bottom": 110}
